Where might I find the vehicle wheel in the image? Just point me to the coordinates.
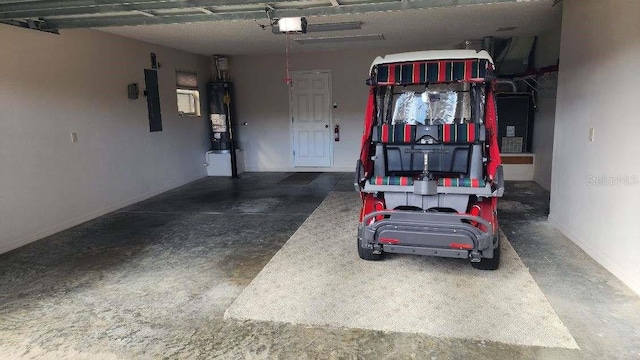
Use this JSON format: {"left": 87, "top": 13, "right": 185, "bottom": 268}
{"left": 471, "top": 234, "right": 500, "bottom": 270}
{"left": 357, "top": 238, "right": 383, "bottom": 261}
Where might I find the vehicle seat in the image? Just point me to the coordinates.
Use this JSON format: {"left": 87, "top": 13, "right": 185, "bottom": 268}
{"left": 369, "top": 176, "right": 415, "bottom": 186}
{"left": 376, "top": 123, "right": 483, "bottom": 144}
{"left": 437, "top": 178, "right": 486, "bottom": 187}
{"left": 370, "top": 123, "right": 486, "bottom": 185}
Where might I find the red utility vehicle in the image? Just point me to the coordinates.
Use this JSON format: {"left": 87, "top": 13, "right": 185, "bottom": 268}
{"left": 355, "top": 50, "right": 504, "bottom": 269}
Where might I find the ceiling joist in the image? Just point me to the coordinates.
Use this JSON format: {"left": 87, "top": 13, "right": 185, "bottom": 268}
{"left": 0, "top": 0, "right": 293, "bottom": 20}
{"left": 0, "top": 0, "right": 539, "bottom": 32}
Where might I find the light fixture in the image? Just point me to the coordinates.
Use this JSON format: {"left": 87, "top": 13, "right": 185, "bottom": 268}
{"left": 293, "top": 34, "right": 384, "bottom": 45}
{"left": 278, "top": 17, "right": 307, "bottom": 34}
{"left": 272, "top": 21, "right": 362, "bottom": 34}
{"left": 496, "top": 26, "right": 517, "bottom": 32}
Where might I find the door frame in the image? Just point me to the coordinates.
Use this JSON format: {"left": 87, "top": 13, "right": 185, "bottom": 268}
{"left": 289, "top": 69, "right": 333, "bottom": 168}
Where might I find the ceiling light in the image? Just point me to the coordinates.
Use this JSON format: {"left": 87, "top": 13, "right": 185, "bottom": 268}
{"left": 293, "top": 34, "right": 384, "bottom": 45}
{"left": 496, "top": 27, "right": 517, "bottom": 32}
{"left": 273, "top": 21, "right": 362, "bottom": 34}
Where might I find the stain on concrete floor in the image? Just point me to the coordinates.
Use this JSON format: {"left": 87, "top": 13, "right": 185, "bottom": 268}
{"left": 0, "top": 175, "right": 639, "bottom": 359}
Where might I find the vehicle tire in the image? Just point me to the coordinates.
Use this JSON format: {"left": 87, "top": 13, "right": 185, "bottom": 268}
{"left": 471, "top": 233, "right": 500, "bottom": 270}
{"left": 357, "top": 238, "right": 383, "bottom": 261}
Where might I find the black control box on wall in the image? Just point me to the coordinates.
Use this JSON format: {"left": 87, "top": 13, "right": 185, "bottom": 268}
{"left": 496, "top": 94, "right": 535, "bottom": 153}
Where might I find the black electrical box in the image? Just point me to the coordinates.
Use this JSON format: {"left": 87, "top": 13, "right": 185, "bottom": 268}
{"left": 496, "top": 94, "right": 534, "bottom": 153}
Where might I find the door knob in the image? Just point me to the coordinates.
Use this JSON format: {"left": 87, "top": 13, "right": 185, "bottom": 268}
{"left": 325, "top": 124, "right": 329, "bottom": 128}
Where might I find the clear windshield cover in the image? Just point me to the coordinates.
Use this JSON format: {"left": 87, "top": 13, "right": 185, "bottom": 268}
{"left": 380, "top": 83, "right": 483, "bottom": 125}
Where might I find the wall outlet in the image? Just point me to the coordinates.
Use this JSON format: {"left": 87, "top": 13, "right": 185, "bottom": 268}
{"left": 589, "top": 128, "right": 595, "bottom": 142}
{"left": 71, "top": 132, "right": 78, "bottom": 143}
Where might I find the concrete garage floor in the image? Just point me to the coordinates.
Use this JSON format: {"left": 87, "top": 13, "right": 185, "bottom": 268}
{"left": 0, "top": 173, "right": 639, "bottom": 359}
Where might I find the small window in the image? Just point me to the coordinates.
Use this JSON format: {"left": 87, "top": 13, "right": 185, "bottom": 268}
{"left": 177, "top": 89, "right": 200, "bottom": 116}
{"left": 176, "top": 70, "right": 201, "bottom": 116}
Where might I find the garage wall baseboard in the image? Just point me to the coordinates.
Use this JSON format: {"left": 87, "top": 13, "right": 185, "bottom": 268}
{"left": 548, "top": 215, "right": 640, "bottom": 297}
{"left": 0, "top": 174, "right": 206, "bottom": 256}
{"left": 244, "top": 166, "right": 354, "bottom": 173}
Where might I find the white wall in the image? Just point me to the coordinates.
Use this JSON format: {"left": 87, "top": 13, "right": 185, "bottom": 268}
{"left": 0, "top": 26, "right": 211, "bottom": 254}
{"left": 549, "top": 0, "right": 640, "bottom": 295}
{"left": 230, "top": 48, "right": 420, "bottom": 172}
{"left": 532, "top": 26, "right": 561, "bottom": 190}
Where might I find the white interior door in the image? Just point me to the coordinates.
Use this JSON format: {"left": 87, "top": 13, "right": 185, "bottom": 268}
{"left": 291, "top": 71, "right": 332, "bottom": 167}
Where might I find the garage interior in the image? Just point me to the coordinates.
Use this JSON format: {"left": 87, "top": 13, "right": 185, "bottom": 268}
{"left": 1, "top": 0, "right": 639, "bottom": 359}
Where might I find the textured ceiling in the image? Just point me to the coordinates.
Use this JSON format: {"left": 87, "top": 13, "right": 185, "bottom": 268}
{"left": 98, "top": 1, "right": 561, "bottom": 56}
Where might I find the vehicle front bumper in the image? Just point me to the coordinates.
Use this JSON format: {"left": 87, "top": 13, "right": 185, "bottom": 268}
{"left": 358, "top": 210, "right": 496, "bottom": 260}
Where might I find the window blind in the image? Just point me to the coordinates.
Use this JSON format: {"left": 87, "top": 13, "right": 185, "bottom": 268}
{"left": 177, "top": 93, "right": 195, "bottom": 113}
{"left": 176, "top": 70, "right": 198, "bottom": 89}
